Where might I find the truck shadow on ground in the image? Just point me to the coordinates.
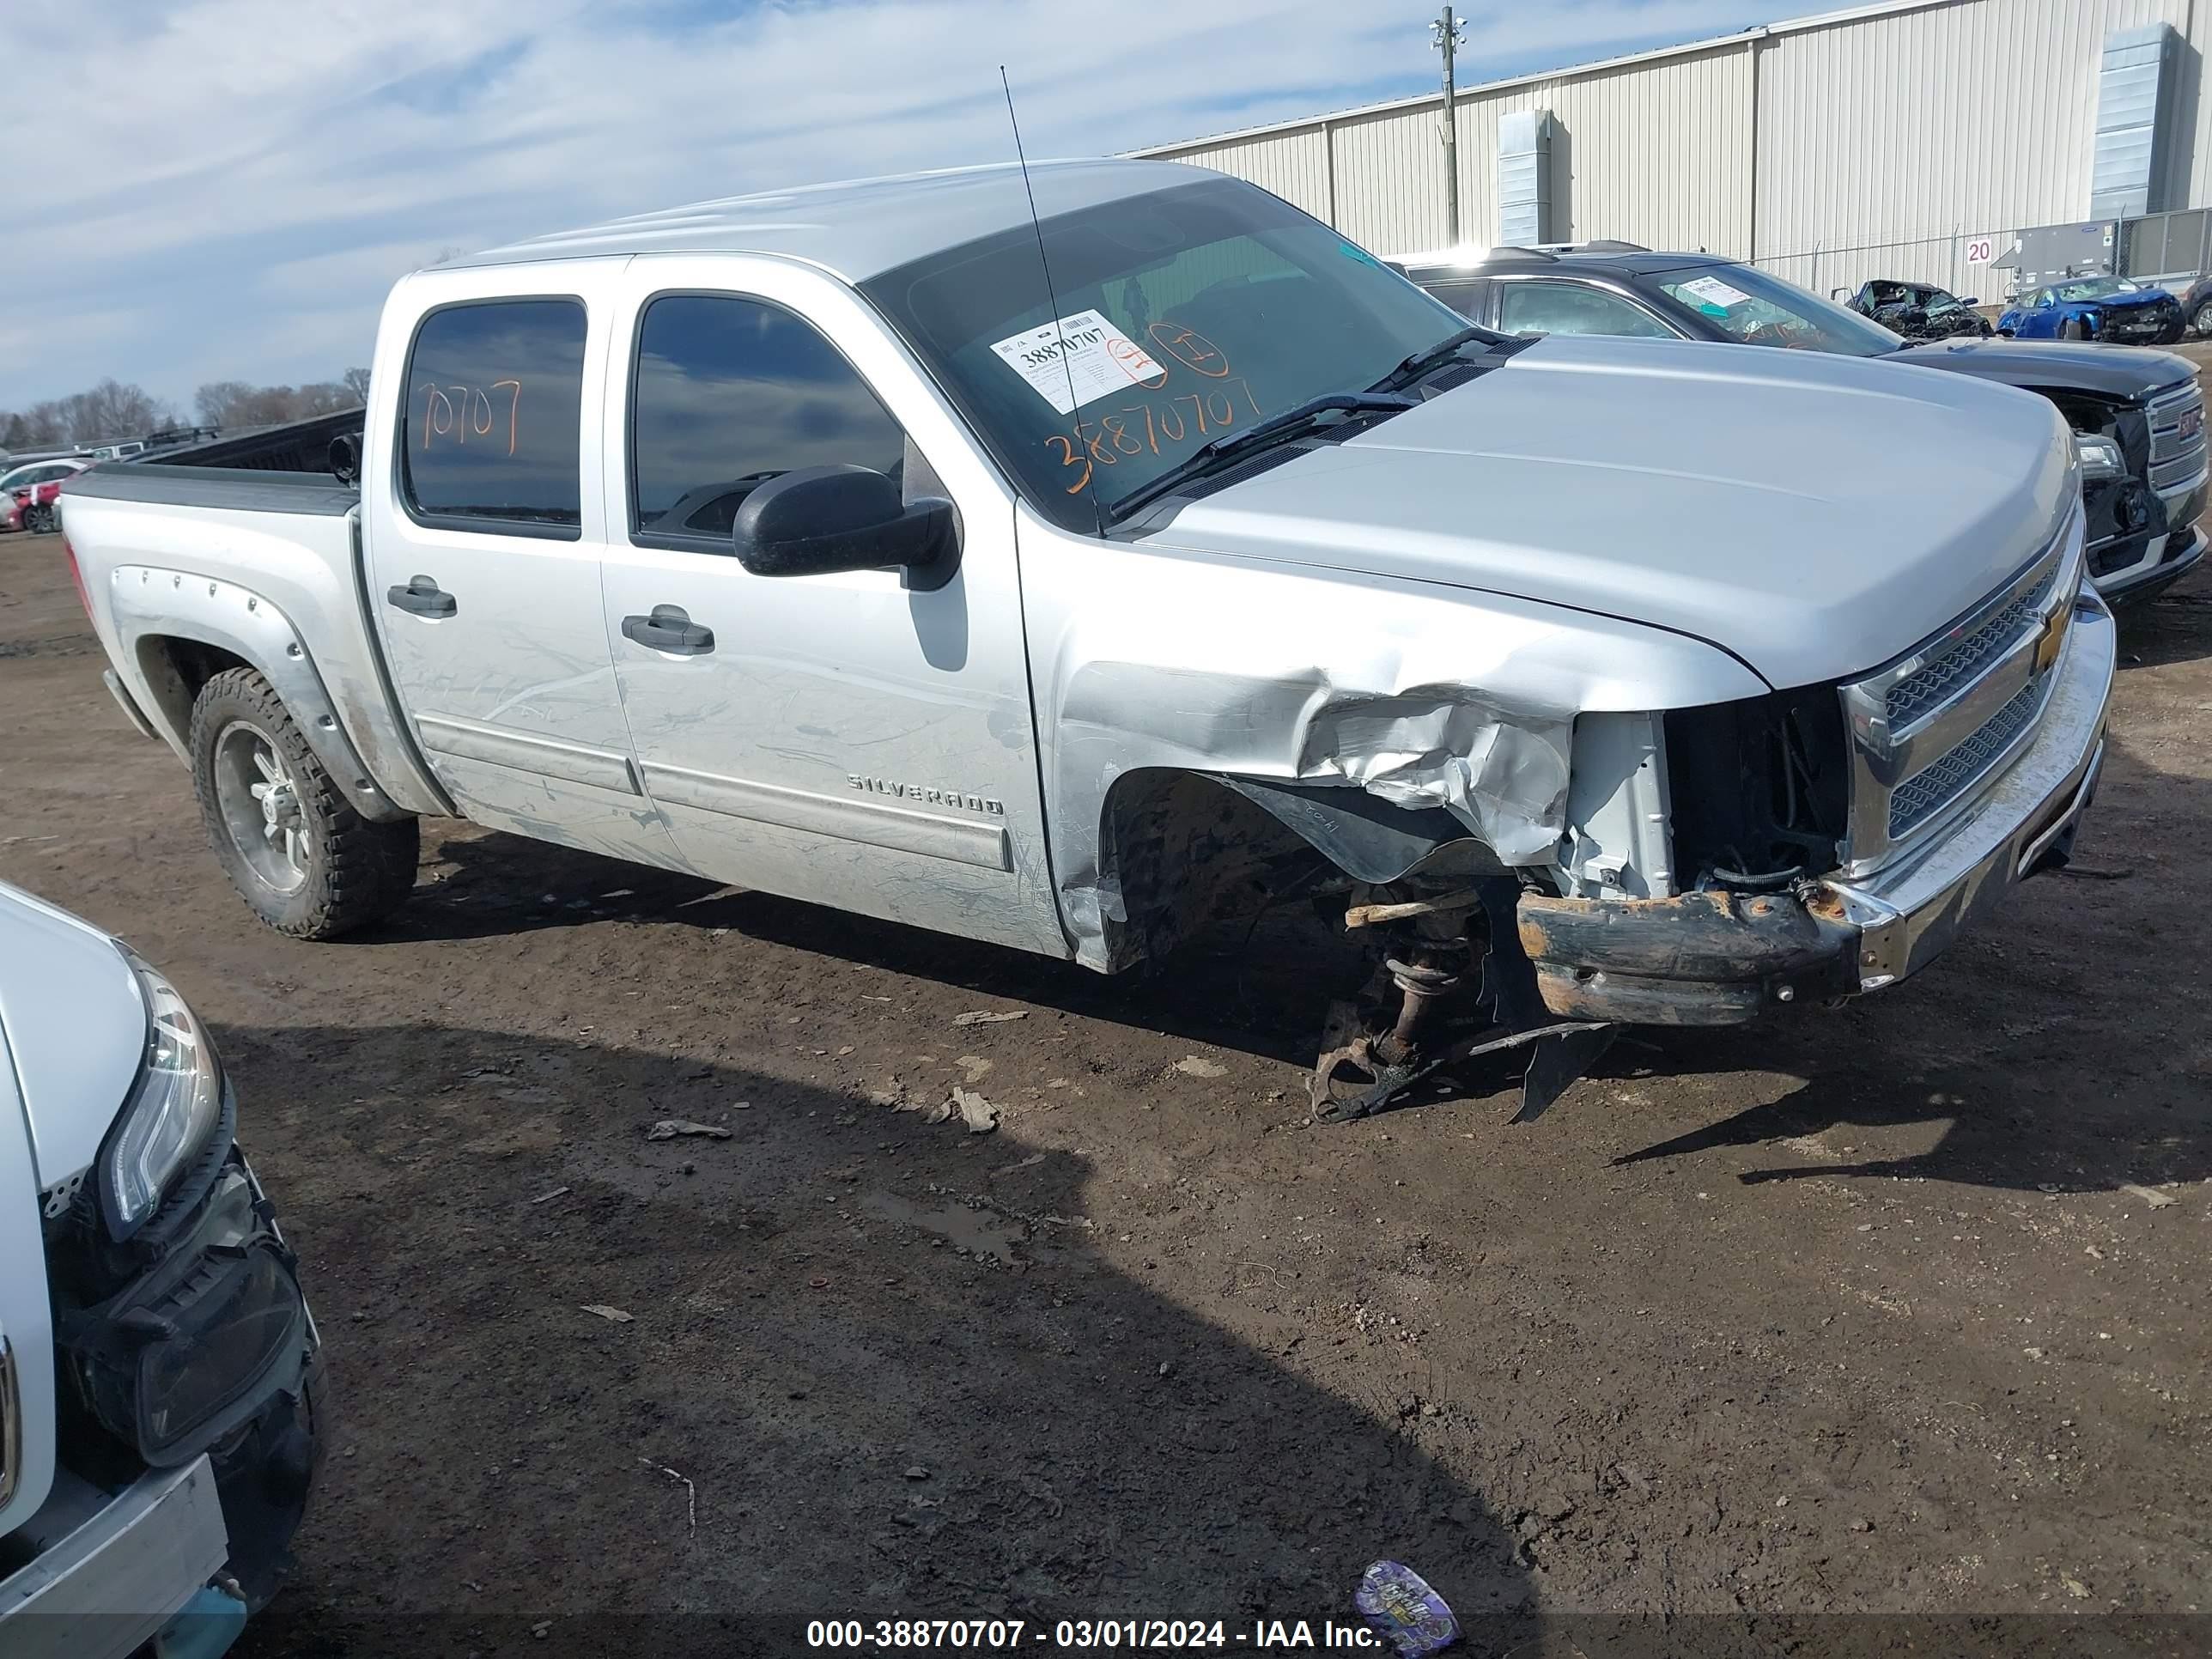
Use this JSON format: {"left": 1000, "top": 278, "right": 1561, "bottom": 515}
{"left": 381, "top": 830, "right": 1369, "bottom": 1071}
{"left": 1609, "top": 720, "right": 2209, "bottom": 1198}
{"left": 220, "top": 1024, "right": 1531, "bottom": 1657}
{"left": 2114, "top": 584, "right": 2212, "bottom": 670}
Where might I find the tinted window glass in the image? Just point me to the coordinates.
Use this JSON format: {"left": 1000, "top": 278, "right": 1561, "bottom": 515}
{"left": 400, "top": 299, "right": 585, "bottom": 533}
{"left": 1421, "top": 279, "right": 1488, "bottom": 320}
{"left": 631, "top": 295, "right": 905, "bottom": 545}
{"left": 1497, "top": 282, "right": 1674, "bottom": 338}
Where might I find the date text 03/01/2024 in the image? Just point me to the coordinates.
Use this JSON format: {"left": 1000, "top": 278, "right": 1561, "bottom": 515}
{"left": 805, "top": 1618, "right": 1394, "bottom": 1650}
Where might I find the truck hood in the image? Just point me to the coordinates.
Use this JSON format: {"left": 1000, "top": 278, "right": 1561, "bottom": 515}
{"left": 0, "top": 880, "right": 144, "bottom": 1192}
{"left": 1897, "top": 336, "right": 2195, "bottom": 399}
{"left": 1139, "top": 332, "right": 2079, "bottom": 688}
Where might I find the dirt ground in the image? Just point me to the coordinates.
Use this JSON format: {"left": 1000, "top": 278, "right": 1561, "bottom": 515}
{"left": 3, "top": 445, "right": 2209, "bottom": 1655}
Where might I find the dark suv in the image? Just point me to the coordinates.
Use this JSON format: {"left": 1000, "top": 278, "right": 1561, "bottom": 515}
{"left": 1395, "top": 245, "right": 2206, "bottom": 605}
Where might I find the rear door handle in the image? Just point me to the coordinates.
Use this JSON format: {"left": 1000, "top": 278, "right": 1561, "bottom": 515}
{"left": 386, "top": 574, "right": 457, "bottom": 618}
{"left": 622, "top": 605, "right": 715, "bottom": 655}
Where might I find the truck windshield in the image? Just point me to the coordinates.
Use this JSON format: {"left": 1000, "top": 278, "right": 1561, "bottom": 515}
{"left": 860, "top": 179, "right": 1475, "bottom": 532}
{"left": 1656, "top": 264, "right": 1906, "bottom": 357}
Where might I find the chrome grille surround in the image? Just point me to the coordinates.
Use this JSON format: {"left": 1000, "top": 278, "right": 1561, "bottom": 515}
{"left": 1836, "top": 503, "right": 2084, "bottom": 878}
{"left": 1887, "top": 678, "right": 2045, "bottom": 839}
{"left": 0, "top": 1334, "right": 17, "bottom": 1509}
{"left": 2146, "top": 379, "right": 2207, "bottom": 498}
{"left": 1884, "top": 565, "right": 2059, "bottom": 728}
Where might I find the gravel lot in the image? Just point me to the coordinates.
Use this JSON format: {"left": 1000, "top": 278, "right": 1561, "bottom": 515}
{"left": 3, "top": 437, "right": 2208, "bottom": 1654}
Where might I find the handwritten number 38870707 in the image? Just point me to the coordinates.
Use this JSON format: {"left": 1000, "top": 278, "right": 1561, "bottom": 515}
{"left": 1045, "top": 377, "right": 1262, "bottom": 496}
{"left": 418, "top": 381, "right": 523, "bottom": 456}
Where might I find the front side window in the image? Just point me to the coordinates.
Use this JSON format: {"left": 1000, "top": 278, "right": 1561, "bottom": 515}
{"left": 399, "top": 298, "right": 586, "bottom": 537}
{"left": 1496, "top": 281, "right": 1674, "bottom": 338}
{"left": 629, "top": 294, "right": 906, "bottom": 549}
{"left": 860, "top": 178, "right": 1473, "bottom": 532}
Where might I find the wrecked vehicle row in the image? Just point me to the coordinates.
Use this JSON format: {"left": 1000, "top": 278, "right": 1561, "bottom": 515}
{"left": 58, "top": 160, "right": 2115, "bottom": 1121}
{"left": 1396, "top": 245, "right": 2208, "bottom": 607}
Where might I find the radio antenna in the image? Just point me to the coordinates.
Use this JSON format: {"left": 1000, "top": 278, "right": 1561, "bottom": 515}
{"left": 1000, "top": 66, "right": 1103, "bottom": 535}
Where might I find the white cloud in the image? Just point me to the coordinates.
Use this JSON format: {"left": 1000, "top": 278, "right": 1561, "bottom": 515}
{"left": 1, "top": 0, "right": 1756, "bottom": 410}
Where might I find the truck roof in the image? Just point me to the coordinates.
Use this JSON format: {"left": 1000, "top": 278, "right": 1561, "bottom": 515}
{"left": 448, "top": 157, "right": 1217, "bottom": 282}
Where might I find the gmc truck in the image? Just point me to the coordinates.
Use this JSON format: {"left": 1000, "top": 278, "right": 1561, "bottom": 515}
{"left": 59, "top": 160, "right": 2115, "bottom": 1121}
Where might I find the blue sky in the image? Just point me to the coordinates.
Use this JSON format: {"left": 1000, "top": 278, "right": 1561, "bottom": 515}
{"left": 3, "top": 0, "right": 1770, "bottom": 412}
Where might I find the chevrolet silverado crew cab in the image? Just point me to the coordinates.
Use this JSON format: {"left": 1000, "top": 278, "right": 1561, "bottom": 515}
{"left": 1395, "top": 243, "right": 2207, "bottom": 605}
{"left": 1, "top": 881, "right": 318, "bottom": 1658}
{"left": 61, "top": 160, "right": 2114, "bottom": 1120}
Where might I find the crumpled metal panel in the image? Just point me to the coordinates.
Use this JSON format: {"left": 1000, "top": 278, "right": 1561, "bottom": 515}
{"left": 1019, "top": 513, "right": 1769, "bottom": 969}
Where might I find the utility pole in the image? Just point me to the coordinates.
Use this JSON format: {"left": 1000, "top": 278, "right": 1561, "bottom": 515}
{"left": 1432, "top": 7, "right": 1468, "bottom": 246}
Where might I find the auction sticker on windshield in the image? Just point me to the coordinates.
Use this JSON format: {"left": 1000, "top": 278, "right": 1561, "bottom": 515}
{"left": 1678, "top": 275, "right": 1753, "bottom": 310}
{"left": 991, "top": 310, "right": 1169, "bottom": 415}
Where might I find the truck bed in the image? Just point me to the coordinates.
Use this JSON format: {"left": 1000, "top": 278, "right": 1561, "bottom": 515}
{"left": 59, "top": 443, "right": 446, "bottom": 825}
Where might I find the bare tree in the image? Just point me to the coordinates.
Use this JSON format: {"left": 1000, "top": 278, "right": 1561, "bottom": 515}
{"left": 195, "top": 381, "right": 255, "bottom": 427}
{"left": 343, "top": 366, "right": 372, "bottom": 404}
{"left": 68, "top": 380, "right": 176, "bottom": 444}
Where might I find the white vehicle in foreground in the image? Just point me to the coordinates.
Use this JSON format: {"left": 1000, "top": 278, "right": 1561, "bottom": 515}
{"left": 0, "top": 881, "right": 318, "bottom": 1658}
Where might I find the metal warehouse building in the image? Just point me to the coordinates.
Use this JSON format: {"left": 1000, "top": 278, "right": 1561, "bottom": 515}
{"left": 1134, "top": 0, "right": 2212, "bottom": 307}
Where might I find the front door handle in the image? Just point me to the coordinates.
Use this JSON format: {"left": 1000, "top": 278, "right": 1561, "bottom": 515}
{"left": 386, "top": 574, "right": 456, "bottom": 618}
{"left": 622, "top": 605, "right": 715, "bottom": 655}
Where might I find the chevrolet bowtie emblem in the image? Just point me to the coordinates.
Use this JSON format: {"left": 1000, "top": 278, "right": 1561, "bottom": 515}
{"left": 2033, "top": 604, "right": 2071, "bottom": 675}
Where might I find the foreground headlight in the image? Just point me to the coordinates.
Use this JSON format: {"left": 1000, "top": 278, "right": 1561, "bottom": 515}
{"left": 100, "top": 951, "right": 225, "bottom": 1240}
{"left": 73, "top": 1167, "right": 311, "bottom": 1467}
{"left": 2075, "top": 433, "right": 2126, "bottom": 483}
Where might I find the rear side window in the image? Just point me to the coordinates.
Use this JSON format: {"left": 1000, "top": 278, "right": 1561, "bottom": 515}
{"left": 400, "top": 298, "right": 586, "bottom": 538}
{"left": 629, "top": 294, "right": 906, "bottom": 550}
{"left": 1420, "top": 278, "right": 1489, "bottom": 321}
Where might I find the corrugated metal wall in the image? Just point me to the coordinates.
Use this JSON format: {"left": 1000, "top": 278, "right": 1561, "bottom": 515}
{"left": 1136, "top": 0, "right": 2212, "bottom": 307}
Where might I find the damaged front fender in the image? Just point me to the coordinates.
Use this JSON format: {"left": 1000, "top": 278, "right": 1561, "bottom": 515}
{"left": 1017, "top": 515, "right": 1769, "bottom": 969}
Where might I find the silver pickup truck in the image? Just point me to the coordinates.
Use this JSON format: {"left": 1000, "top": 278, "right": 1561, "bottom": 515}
{"left": 60, "top": 159, "right": 2115, "bottom": 1119}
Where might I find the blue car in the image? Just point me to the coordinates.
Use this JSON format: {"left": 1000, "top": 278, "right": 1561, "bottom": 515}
{"left": 1998, "top": 275, "right": 2185, "bottom": 344}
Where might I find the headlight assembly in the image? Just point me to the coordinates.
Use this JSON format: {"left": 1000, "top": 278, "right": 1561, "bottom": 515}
{"left": 100, "top": 951, "right": 227, "bottom": 1240}
{"left": 2073, "top": 432, "right": 2127, "bottom": 483}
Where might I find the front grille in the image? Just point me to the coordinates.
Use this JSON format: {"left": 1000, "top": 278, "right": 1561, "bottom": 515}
{"left": 2108, "top": 301, "right": 2177, "bottom": 342}
{"left": 2147, "top": 380, "right": 2206, "bottom": 495}
{"left": 1837, "top": 506, "right": 2081, "bottom": 876}
{"left": 1887, "top": 678, "right": 2046, "bottom": 838}
{"left": 1884, "top": 565, "right": 2058, "bottom": 728}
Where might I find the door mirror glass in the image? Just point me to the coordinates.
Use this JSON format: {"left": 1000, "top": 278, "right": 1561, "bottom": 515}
{"left": 732, "top": 465, "right": 958, "bottom": 590}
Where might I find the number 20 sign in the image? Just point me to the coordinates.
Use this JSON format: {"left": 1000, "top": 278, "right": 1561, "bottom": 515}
{"left": 1965, "top": 236, "right": 1994, "bottom": 266}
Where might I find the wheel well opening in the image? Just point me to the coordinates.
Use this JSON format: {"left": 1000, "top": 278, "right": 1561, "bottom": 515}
{"left": 133, "top": 635, "right": 253, "bottom": 738}
{"left": 1091, "top": 770, "right": 1345, "bottom": 975}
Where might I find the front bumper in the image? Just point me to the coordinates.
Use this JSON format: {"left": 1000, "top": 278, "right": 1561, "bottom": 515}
{"left": 2099, "top": 523, "right": 2205, "bottom": 605}
{"left": 1520, "top": 594, "right": 2116, "bottom": 1024}
{"left": 0, "top": 1454, "right": 234, "bottom": 1659}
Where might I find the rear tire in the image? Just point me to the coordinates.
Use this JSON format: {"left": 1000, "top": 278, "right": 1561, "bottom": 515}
{"left": 26, "top": 503, "right": 55, "bottom": 533}
{"left": 188, "top": 668, "right": 417, "bottom": 939}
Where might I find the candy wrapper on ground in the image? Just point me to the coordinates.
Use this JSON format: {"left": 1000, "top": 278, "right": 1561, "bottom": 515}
{"left": 1354, "top": 1559, "right": 1460, "bottom": 1657}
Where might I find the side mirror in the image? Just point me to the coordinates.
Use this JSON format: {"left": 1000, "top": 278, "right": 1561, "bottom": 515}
{"left": 1960, "top": 296, "right": 1978, "bottom": 307}
{"left": 732, "top": 465, "right": 959, "bottom": 592}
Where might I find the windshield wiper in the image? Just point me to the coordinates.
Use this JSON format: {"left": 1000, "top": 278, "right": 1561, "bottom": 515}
{"left": 1102, "top": 392, "right": 1415, "bottom": 525}
{"left": 1366, "top": 324, "right": 1504, "bottom": 394}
